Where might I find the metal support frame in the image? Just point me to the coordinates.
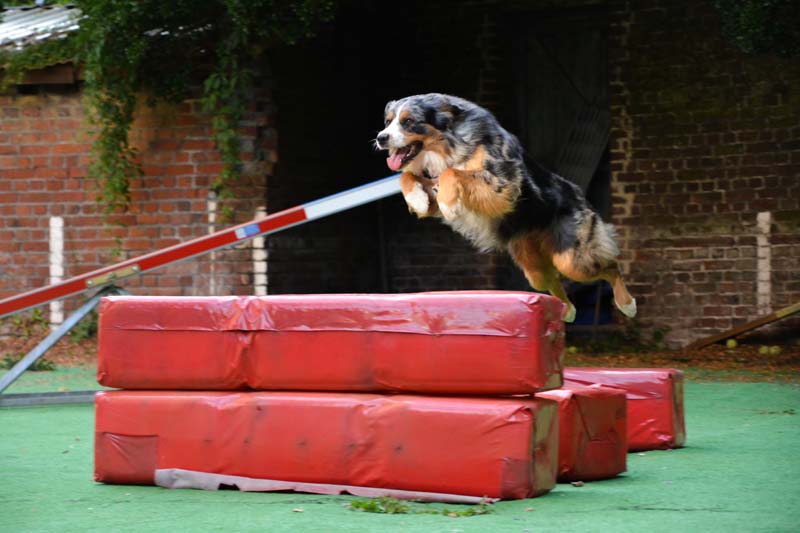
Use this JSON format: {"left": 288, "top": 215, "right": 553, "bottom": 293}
{"left": 0, "top": 390, "right": 99, "bottom": 407}
{"left": 0, "top": 285, "right": 127, "bottom": 394}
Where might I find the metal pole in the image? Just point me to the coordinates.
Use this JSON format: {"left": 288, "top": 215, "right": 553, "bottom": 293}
{"left": 0, "top": 390, "right": 98, "bottom": 407}
{"left": 0, "top": 285, "right": 126, "bottom": 394}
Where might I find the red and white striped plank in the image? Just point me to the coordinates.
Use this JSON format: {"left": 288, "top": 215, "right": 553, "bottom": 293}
{"left": 0, "top": 175, "right": 401, "bottom": 319}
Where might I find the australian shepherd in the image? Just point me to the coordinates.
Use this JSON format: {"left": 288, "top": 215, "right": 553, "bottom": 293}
{"left": 375, "top": 93, "right": 636, "bottom": 322}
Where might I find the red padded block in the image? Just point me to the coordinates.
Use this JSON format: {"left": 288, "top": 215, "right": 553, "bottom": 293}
{"left": 97, "top": 291, "right": 565, "bottom": 394}
{"left": 94, "top": 391, "right": 559, "bottom": 500}
{"left": 536, "top": 385, "right": 627, "bottom": 481}
{"left": 563, "top": 368, "right": 686, "bottom": 451}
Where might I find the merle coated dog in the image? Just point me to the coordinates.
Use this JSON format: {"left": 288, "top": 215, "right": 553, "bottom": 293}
{"left": 375, "top": 93, "right": 635, "bottom": 322}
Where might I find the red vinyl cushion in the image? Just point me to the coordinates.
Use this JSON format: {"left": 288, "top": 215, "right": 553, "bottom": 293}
{"left": 536, "top": 384, "right": 627, "bottom": 481}
{"left": 97, "top": 291, "right": 565, "bottom": 394}
{"left": 94, "top": 390, "right": 559, "bottom": 500}
{"left": 563, "top": 368, "right": 686, "bottom": 451}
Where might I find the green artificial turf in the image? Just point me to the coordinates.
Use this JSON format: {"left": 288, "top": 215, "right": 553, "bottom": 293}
{"left": 1, "top": 365, "right": 105, "bottom": 394}
{"left": 1, "top": 382, "right": 799, "bottom": 532}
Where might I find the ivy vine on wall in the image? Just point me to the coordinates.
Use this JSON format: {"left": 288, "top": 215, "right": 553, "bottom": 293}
{"left": 1, "top": 0, "right": 334, "bottom": 219}
{"left": 713, "top": 0, "right": 799, "bottom": 58}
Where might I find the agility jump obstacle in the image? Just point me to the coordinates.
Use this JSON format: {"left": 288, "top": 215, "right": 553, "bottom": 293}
{"left": 0, "top": 174, "right": 402, "bottom": 394}
{"left": 0, "top": 174, "right": 402, "bottom": 320}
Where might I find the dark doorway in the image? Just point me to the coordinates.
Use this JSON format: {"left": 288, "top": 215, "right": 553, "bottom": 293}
{"left": 265, "top": 1, "right": 494, "bottom": 295}
{"left": 498, "top": 6, "right": 614, "bottom": 325}
{"left": 266, "top": 3, "right": 424, "bottom": 294}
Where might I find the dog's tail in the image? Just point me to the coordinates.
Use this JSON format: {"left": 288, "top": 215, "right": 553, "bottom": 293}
{"left": 572, "top": 209, "right": 620, "bottom": 276}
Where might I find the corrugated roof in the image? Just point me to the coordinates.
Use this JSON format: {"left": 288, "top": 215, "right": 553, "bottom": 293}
{"left": 0, "top": 4, "right": 82, "bottom": 51}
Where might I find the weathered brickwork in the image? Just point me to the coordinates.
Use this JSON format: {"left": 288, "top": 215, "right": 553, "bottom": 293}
{"left": 0, "top": 85, "right": 274, "bottom": 313}
{"left": 2, "top": 0, "right": 797, "bottom": 346}
{"left": 607, "top": 0, "right": 800, "bottom": 345}
{"left": 380, "top": 0, "right": 800, "bottom": 345}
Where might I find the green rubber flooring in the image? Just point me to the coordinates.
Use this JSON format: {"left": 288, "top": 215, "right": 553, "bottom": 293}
{"left": 1, "top": 381, "right": 799, "bottom": 532}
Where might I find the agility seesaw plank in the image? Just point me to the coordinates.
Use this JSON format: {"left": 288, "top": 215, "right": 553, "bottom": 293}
{"left": 684, "top": 301, "right": 800, "bottom": 350}
{"left": 0, "top": 175, "right": 401, "bottom": 319}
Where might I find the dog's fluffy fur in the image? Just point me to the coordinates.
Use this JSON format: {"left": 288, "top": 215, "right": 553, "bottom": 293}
{"left": 375, "top": 93, "right": 636, "bottom": 322}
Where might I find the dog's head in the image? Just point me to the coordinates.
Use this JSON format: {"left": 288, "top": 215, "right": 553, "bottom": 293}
{"left": 375, "top": 93, "right": 465, "bottom": 172}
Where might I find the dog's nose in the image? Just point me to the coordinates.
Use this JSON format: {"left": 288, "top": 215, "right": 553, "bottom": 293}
{"left": 376, "top": 133, "right": 389, "bottom": 147}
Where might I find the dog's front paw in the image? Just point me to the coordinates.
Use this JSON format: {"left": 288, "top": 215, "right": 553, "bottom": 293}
{"left": 438, "top": 199, "right": 462, "bottom": 221}
{"left": 404, "top": 183, "right": 430, "bottom": 217}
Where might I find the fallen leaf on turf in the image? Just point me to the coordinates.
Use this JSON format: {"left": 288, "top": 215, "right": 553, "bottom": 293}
{"left": 524, "top": 507, "right": 535, "bottom": 512}
{"left": 571, "top": 481, "right": 585, "bottom": 487}
{"left": 447, "top": 513, "right": 458, "bottom": 518}
{"left": 292, "top": 508, "right": 304, "bottom": 513}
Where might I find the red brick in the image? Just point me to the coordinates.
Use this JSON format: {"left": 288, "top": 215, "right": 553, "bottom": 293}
{"left": 161, "top": 164, "right": 194, "bottom": 175}
{"left": 52, "top": 144, "right": 88, "bottom": 154}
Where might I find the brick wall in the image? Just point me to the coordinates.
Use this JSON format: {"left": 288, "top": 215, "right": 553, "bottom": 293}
{"left": 608, "top": 0, "right": 800, "bottom": 345}
{"left": 3, "top": 0, "right": 797, "bottom": 346}
{"left": 0, "top": 82, "right": 274, "bottom": 317}
{"left": 380, "top": 0, "right": 800, "bottom": 345}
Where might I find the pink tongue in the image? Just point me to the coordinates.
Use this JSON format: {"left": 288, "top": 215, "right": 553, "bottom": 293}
{"left": 386, "top": 152, "right": 404, "bottom": 171}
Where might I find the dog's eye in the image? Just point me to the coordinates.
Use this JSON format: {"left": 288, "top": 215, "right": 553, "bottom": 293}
{"left": 401, "top": 118, "right": 414, "bottom": 128}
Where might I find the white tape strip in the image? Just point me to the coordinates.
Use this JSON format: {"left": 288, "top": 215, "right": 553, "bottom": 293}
{"left": 49, "top": 216, "right": 64, "bottom": 326}
{"left": 756, "top": 211, "right": 771, "bottom": 315}
{"left": 303, "top": 175, "right": 401, "bottom": 221}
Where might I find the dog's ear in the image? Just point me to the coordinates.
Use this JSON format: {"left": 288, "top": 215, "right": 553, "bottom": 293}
{"left": 448, "top": 103, "right": 464, "bottom": 118}
{"left": 426, "top": 104, "right": 462, "bottom": 131}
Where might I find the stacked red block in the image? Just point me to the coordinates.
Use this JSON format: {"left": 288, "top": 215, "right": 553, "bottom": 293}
{"left": 564, "top": 367, "right": 686, "bottom": 451}
{"left": 96, "top": 292, "right": 565, "bottom": 394}
{"left": 536, "top": 384, "right": 628, "bottom": 482}
{"left": 532, "top": 366, "right": 687, "bottom": 481}
{"left": 95, "top": 291, "right": 566, "bottom": 501}
{"left": 95, "top": 391, "right": 558, "bottom": 500}
{"left": 94, "top": 291, "right": 685, "bottom": 500}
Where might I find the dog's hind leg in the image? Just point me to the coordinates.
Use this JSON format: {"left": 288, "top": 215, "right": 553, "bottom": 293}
{"left": 599, "top": 266, "right": 637, "bottom": 318}
{"left": 400, "top": 171, "right": 440, "bottom": 218}
{"left": 509, "top": 237, "right": 577, "bottom": 322}
{"left": 542, "top": 274, "right": 577, "bottom": 323}
{"left": 552, "top": 250, "right": 636, "bottom": 318}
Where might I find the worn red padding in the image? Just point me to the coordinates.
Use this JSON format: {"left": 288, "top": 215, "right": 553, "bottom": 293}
{"left": 94, "top": 391, "right": 559, "bottom": 500}
{"left": 536, "top": 384, "right": 627, "bottom": 481}
{"left": 97, "top": 292, "right": 565, "bottom": 394}
{"left": 563, "top": 368, "right": 686, "bottom": 451}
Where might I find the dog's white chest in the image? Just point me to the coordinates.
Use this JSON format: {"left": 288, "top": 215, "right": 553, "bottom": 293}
{"left": 408, "top": 151, "right": 448, "bottom": 179}
{"left": 442, "top": 209, "right": 502, "bottom": 252}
